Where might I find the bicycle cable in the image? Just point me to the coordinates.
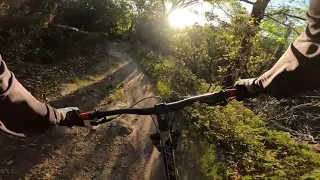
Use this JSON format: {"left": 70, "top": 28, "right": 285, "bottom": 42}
{"left": 129, "top": 96, "right": 165, "bottom": 134}
{"left": 93, "top": 96, "right": 166, "bottom": 127}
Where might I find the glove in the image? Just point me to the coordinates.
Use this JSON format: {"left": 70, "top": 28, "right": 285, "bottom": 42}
{"left": 234, "top": 78, "right": 264, "bottom": 101}
{"left": 57, "top": 107, "right": 85, "bottom": 127}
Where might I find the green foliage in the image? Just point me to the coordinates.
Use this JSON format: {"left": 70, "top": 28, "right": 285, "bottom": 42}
{"left": 0, "top": 0, "right": 133, "bottom": 63}
{"left": 129, "top": 2, "right": 318, "bottom": 176}
{"left": 192, "top": 101, "right": 320, "bottom": 179}
{"left": 170, "top": 23, "right": 246, "bottom": 84}
{"left": 156, "top": 80, "right": 171, "bottom": 97}
{"left": 130, "top": 42, "right": 205, "bottom": 98}
{"left": 131, "top": 37, "right": 320, "bottom": 179}
{"left": 55, "top": 0, "right": 133, "bottom": 38}
{"left": 200, "top": 144, "right": 231, "bottom": 179}
{"left": 301, "top": 170, "right": 320, "bottom": 180}
{"left": 21, "top": 25, "right": 105, "bottom": 63}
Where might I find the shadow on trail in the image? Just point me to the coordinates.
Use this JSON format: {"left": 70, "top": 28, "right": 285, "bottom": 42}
{"left": 50, "top": 61, "right": 136, "bottom": 110}
{"left": 51, "top": 128, "right": 134, "bottom": 180}
{"left": 0, "top": 61, "right": 136, "bottom": 180}
{"left": 51, "top": 70, "right": 161, "bottom": 180}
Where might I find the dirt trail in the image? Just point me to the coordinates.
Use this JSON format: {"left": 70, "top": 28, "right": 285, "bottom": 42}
{"left": 95, "top": 42, "right": 163, "bottom": 180}
{"left": 0, "top": 42, "right": 164, "bottom": 180}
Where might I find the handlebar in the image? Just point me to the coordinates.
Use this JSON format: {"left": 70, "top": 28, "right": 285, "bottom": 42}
{"left": 80, "top": 89, "right": 236, "bottom": 122}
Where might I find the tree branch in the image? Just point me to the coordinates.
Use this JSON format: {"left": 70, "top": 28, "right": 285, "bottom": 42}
{"left": 239, "top": 0, "right": 254, "bottom": 5}
{"left": 265, "top": 10, "right": 307, "bottom": 21}
{"left": 283, "top": 13, "right": 307, "bottom": 21}
{"left": 216, "top": 3, "right": 233, "bottom": 18}
{"left": 166, "top": 0, "right": 199, "bottom": 16}
{"left": 182, "top": 1, "right": 198, "bottom": 9}
{"left": 300, "top": 96, "right": 320, "bottom": 99}
{"left": 264, "top": 8, "right": 290, "bottom": 17}
{"left": 269, "top": 120, "right": 316, "bottom": 143}
{"left": 264, "top": 15, "right": 300, "bottom": 34}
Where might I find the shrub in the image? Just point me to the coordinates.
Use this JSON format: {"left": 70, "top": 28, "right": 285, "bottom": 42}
{"left": 130, "top": 43, "right": 320, "bottom": 180}
{"left": 193, "top": 101, "right": 320, "bottom": 179}
{"left": 156, "top": 80, "right": 171, "bottom": 98}
{"left": 130, "top": 42, "right": 205, "bottom": 98}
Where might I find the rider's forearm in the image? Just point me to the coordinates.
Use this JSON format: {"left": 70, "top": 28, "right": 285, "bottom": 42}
{"left": 256, "top": 0, "right": 320, "bottom": 99}
{"left": 0, "top": 57, "right": 64, "bottom": 136}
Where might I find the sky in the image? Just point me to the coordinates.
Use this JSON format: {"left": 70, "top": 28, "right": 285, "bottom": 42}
{"left": 169, "top": 0, "right": 309, "bottom": 28}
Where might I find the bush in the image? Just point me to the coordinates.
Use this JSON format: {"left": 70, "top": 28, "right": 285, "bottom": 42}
{"left": 130, "top": 42, "right": 205, "bottom": 99}
{"left": 130, "top": 43, "right": 320, "bottom": 179}
{"left": 54, "top": 0, "right": 133, "bottom": 39}
{"left": 156, "top": 80, "right": 171, "bottom": 98}
{"left": 20, "top": 25, "right": 105, "bottom": 64}
{"left": 301, "top": 169, "right": 320, "bottom": 180}
{"left": 193, "top": 101, "right": 320, "bottom": 179}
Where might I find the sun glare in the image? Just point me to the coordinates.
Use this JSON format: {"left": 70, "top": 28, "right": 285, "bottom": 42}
{"left": 169, "top": 9, "right": 203, "bottom": 28}
{"left": 168, "top": 2, "right": 214, "bottom": 28}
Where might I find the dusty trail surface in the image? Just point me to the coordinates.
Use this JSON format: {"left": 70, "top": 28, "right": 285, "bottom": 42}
{"left": 0, "top": 42, "right": 165, "bottom": 180}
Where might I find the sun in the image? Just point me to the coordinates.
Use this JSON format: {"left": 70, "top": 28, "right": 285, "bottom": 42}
{"left": 169, "top": 9, "right": 199, "bottom": 28}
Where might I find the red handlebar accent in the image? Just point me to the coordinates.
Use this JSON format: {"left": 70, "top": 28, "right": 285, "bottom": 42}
{"left": 80, "top": 112, "right": 92, "bottom": 120}
{"left": 229, "top": 89, "right": 237, "bottom": 98}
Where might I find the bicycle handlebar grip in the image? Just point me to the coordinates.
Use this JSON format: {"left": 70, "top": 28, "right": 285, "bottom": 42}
{"left": 80, "top": 112, "right": 92, "bottom": 120}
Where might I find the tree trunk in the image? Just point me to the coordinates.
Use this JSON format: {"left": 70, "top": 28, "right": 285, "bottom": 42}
{"left": 273, "top": 24, "right": 293, "bottom": 58}
{"left": 224, "top": 0, "right": 271, "bottom": 86}
{"left": 250, "top": 0, "right": 271, "bottom": 26}
{"left": 239, "top": 0, "right": 271, "bottom": 72}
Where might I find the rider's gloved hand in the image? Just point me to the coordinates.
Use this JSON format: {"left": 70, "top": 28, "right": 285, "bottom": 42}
{"left": 57, "top": 107, "right": 85, "bottom": 127}
{"left": 234, "top": 78, "right": 264, "bottom": 101}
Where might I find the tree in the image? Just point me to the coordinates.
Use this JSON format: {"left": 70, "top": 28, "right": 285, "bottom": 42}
{"left": 164, "top": 0, "right": 200, "bottom": 15}
{"left": 204, "top": 0, "right": 306, "bottom": 85}
{"left": 0, "top": 0, "right": 64, "bottom": 59}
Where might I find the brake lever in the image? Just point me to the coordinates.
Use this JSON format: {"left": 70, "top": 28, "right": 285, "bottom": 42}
{"left": 199, "top": 90, "right": 231, "bottom": 106}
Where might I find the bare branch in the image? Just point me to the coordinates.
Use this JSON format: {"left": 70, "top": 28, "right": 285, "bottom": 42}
{"left": 291, "top": 103, "right": 314, "bottom": 110}
{"left": 300, "top": 96, "right": 320, "bottom": 99}
{"left": 269, "top": 120, "right": 316, "bottom": 142}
